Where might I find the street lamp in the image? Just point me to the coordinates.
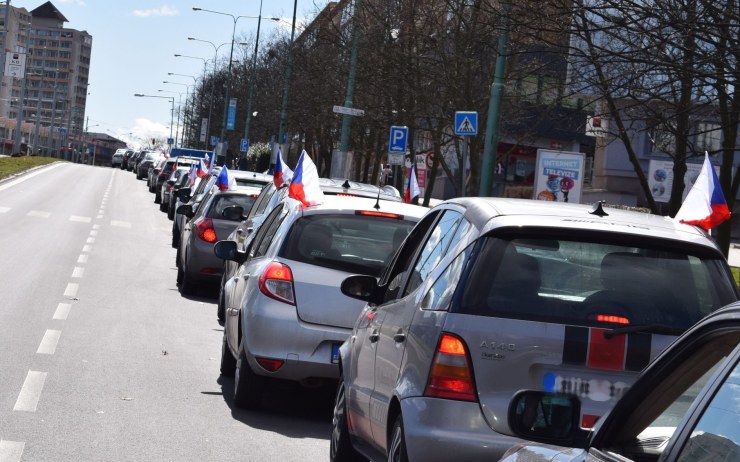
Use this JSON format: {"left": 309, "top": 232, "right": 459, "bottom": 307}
{"left": 158, "top": 89, "right": 183, "bottom": 147}
{"left": 163, "top": 81, "right": 193, "bottom": 147}
{"left": 192, "top": 6, "right": 279, "bottom": 159}
{"left": 133, "top": 93, "right": 175, "bottom": 146}
{"left": 167, "top": 74, "right": 197, "bottom": 145}
{"left": 175, "top": 53, "right": 213, "bottom": 149}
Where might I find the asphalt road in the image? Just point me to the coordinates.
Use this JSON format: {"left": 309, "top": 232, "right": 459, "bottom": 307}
{"left": 0, "top": 163, "right": 332, "bottom": 462}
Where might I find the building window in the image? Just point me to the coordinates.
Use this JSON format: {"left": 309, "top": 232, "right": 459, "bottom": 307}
{"left": 695, "top": 122, "right": 721, "bottom": 153}
{"left": 650, "top": 126, "right": 676, "bottom": 155}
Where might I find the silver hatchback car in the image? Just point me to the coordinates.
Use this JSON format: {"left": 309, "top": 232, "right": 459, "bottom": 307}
{"left": 215, "top": 195, "right": 427, "bottom": 409}
{"left": 331, "top": 197, "right": 739, "bottom": 462}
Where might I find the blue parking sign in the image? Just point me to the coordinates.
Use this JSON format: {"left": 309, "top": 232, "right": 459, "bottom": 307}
{"left": 388, "top": 126, "right": 408, "bottom": 153}
{"left": 240, "top": 138, "right": 249, "bottom": 153}
{"left": 210, "top": 136, "right": 218, "bottom": 147}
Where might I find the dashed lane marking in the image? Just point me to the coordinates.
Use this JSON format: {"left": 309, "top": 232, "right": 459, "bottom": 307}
{"left": 27, "top": 210, "right": 50, "bottom": 218}
{"left": 82, "top": 245, "right": 92, "bottom": 252}
{"left": 69, "top": 215, "right": 92, "bottom": 223}
{"left": 86, "top": 237, "right": 95, "bottom": 244}
{"left": 63, "top": 283, "right": 79, "bottom": 298}
{"left": 0, "top": 440, "right": 25, "bottom": 462}
{"left": 0, "top": 206, "right": 10, "bottom": 213}
{"left": 110, "top": 220, "right": 131, "bottom": 228}
{"left": 77, "top": 254, "right": 88, "bottom": 264}
{"left": 89, "top": 230, "right": 98, "bottom": 237}
{"left": 92, "top": 224, "right": 100, "bottom": 230}
{"left": 53, "top": 303, "right": 71, "bottom": 320}
{"left": 71, "top": 267, "right": 84, "bottom": 278}
{"left": 37, "top": 330, "right": 61, "bottom": 355}
{"left": 13, "top": 371, "right": 47, "bottom": 412}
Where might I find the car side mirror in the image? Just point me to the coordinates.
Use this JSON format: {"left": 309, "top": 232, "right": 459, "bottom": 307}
{"left": 222, "top": 205, "right": 245, "bottom": 221}
{"left": 507, "top": 391, "right": 587, "bottom": 447}
{"left": 176, "top": 204, "right": 195, "bottom": 219}
{"left": 176, "top": 187, "right": 192, "bottom": 200}
{"left": 341, "top": 275, "right": 380, "bottom": 303}
{"left": 213, "top": 240, "right": 245, "bottom": 263}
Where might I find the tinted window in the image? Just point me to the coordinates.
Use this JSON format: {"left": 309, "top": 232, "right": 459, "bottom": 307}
{"left": 404, "top": 210, "right": 463, "bottom": 295}
{"left": 207, "top": 194, "right": 257, "bottom": 220}
{"left": 456, "top": 231, "right": 737, "bottom": 330}
{"left": 250, "top": 207, "right": 286, "bottom": 259}
{"left": 420, "top": 247, "right": 471, "bottom": 311}
{"left": 235, "top": 179, "right": 269, "bottom": 188}
{"left": 280, "top": 214, "right": 415, "bottom": 277}
{"left": 247, "top": 184, "right": 275, "bottom": 220}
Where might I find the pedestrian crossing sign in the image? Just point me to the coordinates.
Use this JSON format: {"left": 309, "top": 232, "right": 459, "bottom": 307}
{"left": 454, "top": 111, "right": 478, "bottom": 136}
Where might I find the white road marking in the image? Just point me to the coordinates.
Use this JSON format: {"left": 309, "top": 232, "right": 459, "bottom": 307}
{"left": 89, "top": 230, "right": 98, "bottom": 237}
{"left": 37, "top": 330, "right": 61, "bottom": 355}
{"left": 96, "top": 214, "right": 103, "bottom": 219}
{"left": 77, "top": 254, "right": 88, "bottom": 264}
{"left": 27, "top": 210, "right": 50, "bottom": 218}
{"left": 71, "top": 267, "right": 84, "bottom": 278}
{"left": 0, "top": 440, "right": 25, "bottom": 462}
{"left": 13, "top": 371, "right": 47, "bottom": 412}
{"left": 92, "top": 224, "right": 100, "bottom": 230}
{"left": 0, "top": 162, "right": 63, "bottom": 193}
{"left": 110, "top": 220, "right": 132, "bottom": 228}
{"left": 69, "top": 215, "right": 91, "bottom": 223}
{"left": 53, "top": 303, "right": 71, "bottom": 320}
{"left": 86, "top": 237, "right": 95, "bottom": 244}
{"left": 97, "top": 209, "right": 104, "bottom": 215}
{"left": 64, "top": 283, "right": 79, "bottom": 297}
{"left": 0, "top": 206, "right": 10, "bottom": 213}
{"left": 82, "top": 245, "right": 92, "bottom": 252}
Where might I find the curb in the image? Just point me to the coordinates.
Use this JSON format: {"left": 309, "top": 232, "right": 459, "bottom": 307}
{"left": 0, "top": 160, "right": 64, "bottom": 185}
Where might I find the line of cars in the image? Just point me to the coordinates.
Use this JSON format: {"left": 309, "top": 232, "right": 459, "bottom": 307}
{"left": 133, "top": 159, "right": 740, "bottom": 461}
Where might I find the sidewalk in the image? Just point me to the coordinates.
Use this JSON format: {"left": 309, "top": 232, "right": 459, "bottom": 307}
{"left": 730, "top": 244, "right": 740, "bottom": 267}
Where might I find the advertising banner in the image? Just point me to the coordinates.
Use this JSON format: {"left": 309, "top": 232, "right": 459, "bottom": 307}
{"left": 226, "top": 98, "right": 237, "bottom": 131}
{"left": 533, "top": 150, "right": 586, "bottom": 203}
{"left": 199, "top": 118, "right": 208, "bottom": 142}
{"left": 648, "top": 159, "right": 718, "bottom": 203}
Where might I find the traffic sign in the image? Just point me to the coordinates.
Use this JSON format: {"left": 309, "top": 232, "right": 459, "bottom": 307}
{"left": 58, "top": 127, "right": 67, "bottom": 136}
{"left": 454, "top": 111, "right": 478, "bottom": 135}
{"left": 5, "top": 52, "right": 26, "bottom": 78}
{"left": 388, "top": 126, "right": 408, "bottom": 154}
{"left": 210, "top": 136, "right": 218, "bottom": 147}
{"left": 388, "top": 153, "right": 404, "bottom": 165}
{"left": 332, "top": 105, "right": 365, "bottom": 117}
{"left": 240, "top": 138, "right": 249, "bottom": 153}
{"left": 167, "top": 138, "right": 174, "bottom": 145}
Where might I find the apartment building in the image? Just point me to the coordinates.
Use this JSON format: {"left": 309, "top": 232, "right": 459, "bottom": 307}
{"left": 0, "top": 1, "right": 91, "bottom": 155}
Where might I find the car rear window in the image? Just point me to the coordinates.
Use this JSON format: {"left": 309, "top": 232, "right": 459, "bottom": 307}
{"left": 206, "top": 194, "right": 257, "bottom": 221}
{"left": 280, "top": 214, "right": 415, "bottom": 276}
{"left": 455, "top": 231, "right": 738, "bottom": 331}
{"left": 235, "top": 179, "right": 268, "bottom": 188}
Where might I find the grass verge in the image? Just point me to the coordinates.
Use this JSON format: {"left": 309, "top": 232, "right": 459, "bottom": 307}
{"left": 732, "top": 266, "right": 740, "bottom": 287}
{"left": 0, "top": 157, "right": 62, "bottom": 181}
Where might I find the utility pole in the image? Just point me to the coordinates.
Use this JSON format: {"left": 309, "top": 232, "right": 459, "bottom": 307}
{"left": 271, "top": 0, "right": 298, "bottom": 171}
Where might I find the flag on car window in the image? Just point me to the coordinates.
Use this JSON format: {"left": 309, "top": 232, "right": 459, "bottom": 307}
{"left": 675, "top": 153, "right": 731, "bottom": 230}
{"left": 274, "top": 147, "right": 294, "bottom": 188}
{"left": 403, "top": 162, "right": 421, "bottom": 204}
{"left": 187, "top": 163, "right": 197, "bottom": 186}
{"left": 207, "top": 149, "right": 216, "bottom": 173}
{"left": 289, "top": 150, "right": 324, "bottom": 206}
{"left": 215, "top": 165, "right": 235, "bottom": 191}
{"left": 197, "top": 158, "right": 208, "bottom": 178}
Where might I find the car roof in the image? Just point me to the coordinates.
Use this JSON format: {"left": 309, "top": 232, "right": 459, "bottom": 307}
{"left": 286, "top": 194, "right": 427, "bottom": 219}
{"left": 318, "top": 177, "right": 402, "bottom": 201}
{"left": 440, "top": 197, "right": 719, "bottom": 250}
{"left": 231, "top": 170, "right": 271, "bottom": 182}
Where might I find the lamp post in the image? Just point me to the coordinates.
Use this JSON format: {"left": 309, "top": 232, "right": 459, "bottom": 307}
{"left": 187, "top": 37, "right": 245, "bottom": 150}
{"left": 84, "top": 118, "right": 99, "bottom": 165}
{"left": 158, "top": 89, "right": 183, "bottom": 147}
{"left": 192, "top": 7, "right": 279, "bottom": 159}
{"left": 175, "top": 54, "right": 212, "bottom": 148}
{"left": 168, "top": 73, "right": 197, "bottom": 145}
{"left": 162, "top": 81, "right": 192, "bottom": 146}
{"left": 272, "top": 0, "right": 299, "bottom": 170}
{"left": 134, "top": 93, "right": 175, "bottom": 148}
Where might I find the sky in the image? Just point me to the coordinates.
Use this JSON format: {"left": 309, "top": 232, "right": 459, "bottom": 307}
{"left": 12, "top": 0, "right": 325, "bottom": 148}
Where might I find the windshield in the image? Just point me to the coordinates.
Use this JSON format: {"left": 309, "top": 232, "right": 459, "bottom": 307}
{"left": 456, "top": 231, "right": 737, "bottom": 330}
{"left": 280, "top": 214, "right": 415, "bottom": 276}
{"left": 206, "top": 194, "right": 257, "bottom": 220}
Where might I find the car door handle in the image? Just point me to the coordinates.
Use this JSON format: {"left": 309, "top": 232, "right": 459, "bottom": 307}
{"left": 242, "top": 273, "right": 250, "bottom": 280}
{"left": 236, "top": 229, "right": 244, "bottom": 235}
{"left": 369, "top": 330, "right": 379, "bottom": 343}
{"left": 393, "top": 332, "right": 406, "bottom": 343}
{"left": 246, "top": 227, "right": 253, "bottom": 233}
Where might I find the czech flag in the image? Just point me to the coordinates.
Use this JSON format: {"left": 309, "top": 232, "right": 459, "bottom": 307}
{"left": 187, "top": 163, "right": 197, "bottom": 186}
{"left": 674, "top": 153, "right": 731, "bottom": 230}
{"left": 274, "top": 148, "right": 294, "bottom": 188}
{"left": 215, "top": 165, "right": 234, "bottom": 191}
{"left": 288, "top": 150, "right": 324, "bottom": 206}
{"left": 207, "top": 149, "right": 216, "bottom": 174}
{"left": 403, "top": 162, "right": 421, "bottom": 204}
{"left": 197, "top": 158, "right": 208, "bottom": 178}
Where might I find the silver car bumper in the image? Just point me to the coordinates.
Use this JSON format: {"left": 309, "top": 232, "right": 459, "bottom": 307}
{"left": 400, "top": 397, "right": 523, "bottom": 461}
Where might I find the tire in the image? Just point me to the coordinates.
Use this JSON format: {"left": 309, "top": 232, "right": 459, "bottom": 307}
{"left": 233, "top": 339, "right": 264, "bottom": 409}
{"left": 217, "top": 289, "right": 226, "bottom": 325}
{"left": 330, "top": 378, "right": 365, "bottom": 462}
{"left": 388, "top": 415, "right": 409, "bottom": 462}
{"left": 220, "top": 332, "right": 236, "bottom": 377}
{"left": 167, "top": 201, "right": 175, "bottom": 220}
{"left": 180, "top": 262, "right": 197, "bottom": 295}
{"left": 159, "top": 198, "right": 167, "bottom": 212}
{"left": 154, "top": 189, "right": 161, "bottom": 204}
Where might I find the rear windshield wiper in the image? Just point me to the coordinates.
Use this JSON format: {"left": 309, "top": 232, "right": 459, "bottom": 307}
{"left": 605, "top": 324, "right": 682, "bottom": 338}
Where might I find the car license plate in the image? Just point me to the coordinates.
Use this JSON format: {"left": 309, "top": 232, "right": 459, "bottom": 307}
{"left": 331, "top": 343, "right": 341, "bottom": 364}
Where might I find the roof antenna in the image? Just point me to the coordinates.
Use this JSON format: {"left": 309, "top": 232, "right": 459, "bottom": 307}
{"left": 374, "top": 161, "right": 383, "bottom": 210}
{"left": 590, "top": 201, "right": 609, "bottom": 217}
{"left": 342, "top": 179, "right": 351, "bottom": 189}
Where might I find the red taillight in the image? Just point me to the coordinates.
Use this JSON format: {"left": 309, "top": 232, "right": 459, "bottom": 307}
{"left": 171, "top": 163, "right": 178, "bottom": 171}
{"left": 355, "top": 210, "right": 403, "bottom": 219}
{"left": 256, "top": 357, "right": 284, "bottom": 372}
{"left": 592, "top": 314, "right": 630, "bottom": 325}
{"left": 424, "top": 333, "right": 476, "bottom": 401}
{"left": 258, "top": 261, "right": 295, "bottom": 305}
{"left": 194, "top": 217, "right": 217, "bottom": 243}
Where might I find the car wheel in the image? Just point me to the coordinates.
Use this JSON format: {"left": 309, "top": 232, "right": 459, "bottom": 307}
{"left": 388, "top": 415, "right": 409, "bottom": 462}
{"left": 180, "top": 263, "right": 197, "bottom": 295}
{"left": 233, "top": 339, "right": 264, "bottom": 409}
{"left": 217, "top": 289, "right": 226, "bottom": 325}
{"left": 154, "top": 189, "right": 161, "bottom": 203}
{"left": 167, "top": 202, "right": 175, "bottom": 220}
{"left": 159, "top": 199, "right": 167, "bottom": 212}
{"left": 171, "top": 229, "right": 179, "bottom": 248}
{"left": 220, "top": 332, "right": 236, "bottom": 377}
{"left": 330, "top": 378, "right": 365, "bottom": 462}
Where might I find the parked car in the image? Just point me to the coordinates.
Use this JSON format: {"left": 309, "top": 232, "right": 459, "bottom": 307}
{"left": 148, "top": 156, "right": 168, "bottom": 192}
{"left": 176, "top": 186, "right": 263, "bottom": 295}
{"left": 215, "top": 195, "right": 427, "bottom": 410}
{"left": 499, "top": 302, "right": 740, "bottom": 462}
{"left": 126, "top": 150, "right": 143, "bottom": 171}
{"left": 137, "top": 151, "right": 164, "bottom": 180}
{"left": 329, "top": 197, "right": 739, "bottom": 462}
{"left": 111, "top": 148, "right": 125, "bottom": 168}
{"left": 120, "top": 149, "right": 135, "bottom": 170}
{"left": 160, "top": 167, "right": 190, "bottom": 213}
{"left": 154, "top": 156, "right": 200, "bottom": 203}
{"left": 167, "top": 172, "right": 193, "bottom": 220}
{"left": 216, "top": 178, "right": 405, "bottom": 325}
